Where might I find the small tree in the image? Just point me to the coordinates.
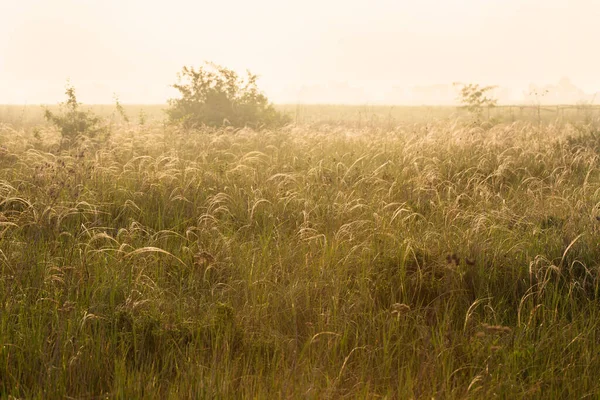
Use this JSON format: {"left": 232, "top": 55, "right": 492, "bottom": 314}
{"left": 44, "top": 84, "right": 108, "bottom": 145}
{"left": 455, "top": 83, "right": 498, "bottom": 119}
{"left": 167, "top": 62, "right": 289, "bottom": 129}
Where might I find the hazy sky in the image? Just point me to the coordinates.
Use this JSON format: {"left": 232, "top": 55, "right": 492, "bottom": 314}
{"left": 1, "top": 0, "right": 599, "bottom": 104}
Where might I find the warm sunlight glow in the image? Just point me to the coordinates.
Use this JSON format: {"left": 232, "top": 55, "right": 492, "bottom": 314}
{"left": 1, "top": 0, "right": 599, "bottom": 104}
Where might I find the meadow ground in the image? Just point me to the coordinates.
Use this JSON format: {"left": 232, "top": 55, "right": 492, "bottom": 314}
{"left": 1, "top": 108, "right": 600, "bottom": 398}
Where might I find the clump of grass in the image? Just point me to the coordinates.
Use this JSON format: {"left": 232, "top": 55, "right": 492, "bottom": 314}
{"left": 0, "top": 114, "right": 600, "bottom": 398}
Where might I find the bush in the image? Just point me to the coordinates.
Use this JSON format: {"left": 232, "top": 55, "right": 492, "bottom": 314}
{"left": 166, "top": 62, "right": 290, "bottom": 129}
{"left": 454, "top": 83, "right": 498, "bottom": 119}
{"left": 44, "top": 85, "right": 108, "bottom": 146}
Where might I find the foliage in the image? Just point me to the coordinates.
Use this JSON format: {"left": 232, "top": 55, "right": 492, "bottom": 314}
{"left": 44, "top": 84, "right": 108, "bottom": 145}
{"left": 138, "top": 109, "right": 147, "bottom": 126}
{"left": 113, "top": 95, "right": 130, "bottom": 124}
{"left": 166, "top": 62, "right": 290, "bottom": 129}
{"left": 2, "top": 112, "right": 600, "bottom": 398}
{"left": 455, "top": 83, "right": 498, "bottom": 117}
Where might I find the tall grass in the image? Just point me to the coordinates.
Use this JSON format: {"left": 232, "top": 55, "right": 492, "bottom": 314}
{"left": 3, "top": 103, "right": 599, "bottom": 131}
{"left": 1, "top": 116, "right": 600, "bottom": 398}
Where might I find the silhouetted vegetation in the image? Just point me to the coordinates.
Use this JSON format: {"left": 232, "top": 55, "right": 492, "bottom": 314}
{"left": 455, "top": 82, "right": 498, "bottom": 118}
{"left": 166, "top": 62, "right": 289, "bottom": 129}
{"left": 44, "top": 85, "right": 108, "bottom": 147}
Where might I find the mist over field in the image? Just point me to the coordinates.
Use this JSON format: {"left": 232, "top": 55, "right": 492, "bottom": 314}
{"left": 2, "top": 0, "right": 600, "bottom": 105}
{"left": 2, "top": 1, "right": 600, "bottom": 399}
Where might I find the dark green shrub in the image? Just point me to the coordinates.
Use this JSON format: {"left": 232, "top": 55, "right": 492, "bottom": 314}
{"left": 166, "top": 62, "right": 290, "bottom": 129}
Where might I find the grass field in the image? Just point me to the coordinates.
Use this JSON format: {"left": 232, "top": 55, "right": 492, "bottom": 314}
{"left": 1, "top": 110, "right": 600, "bottom": 398}
{"left": 2, "top": 103, "right": 600, "bottom": 131}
